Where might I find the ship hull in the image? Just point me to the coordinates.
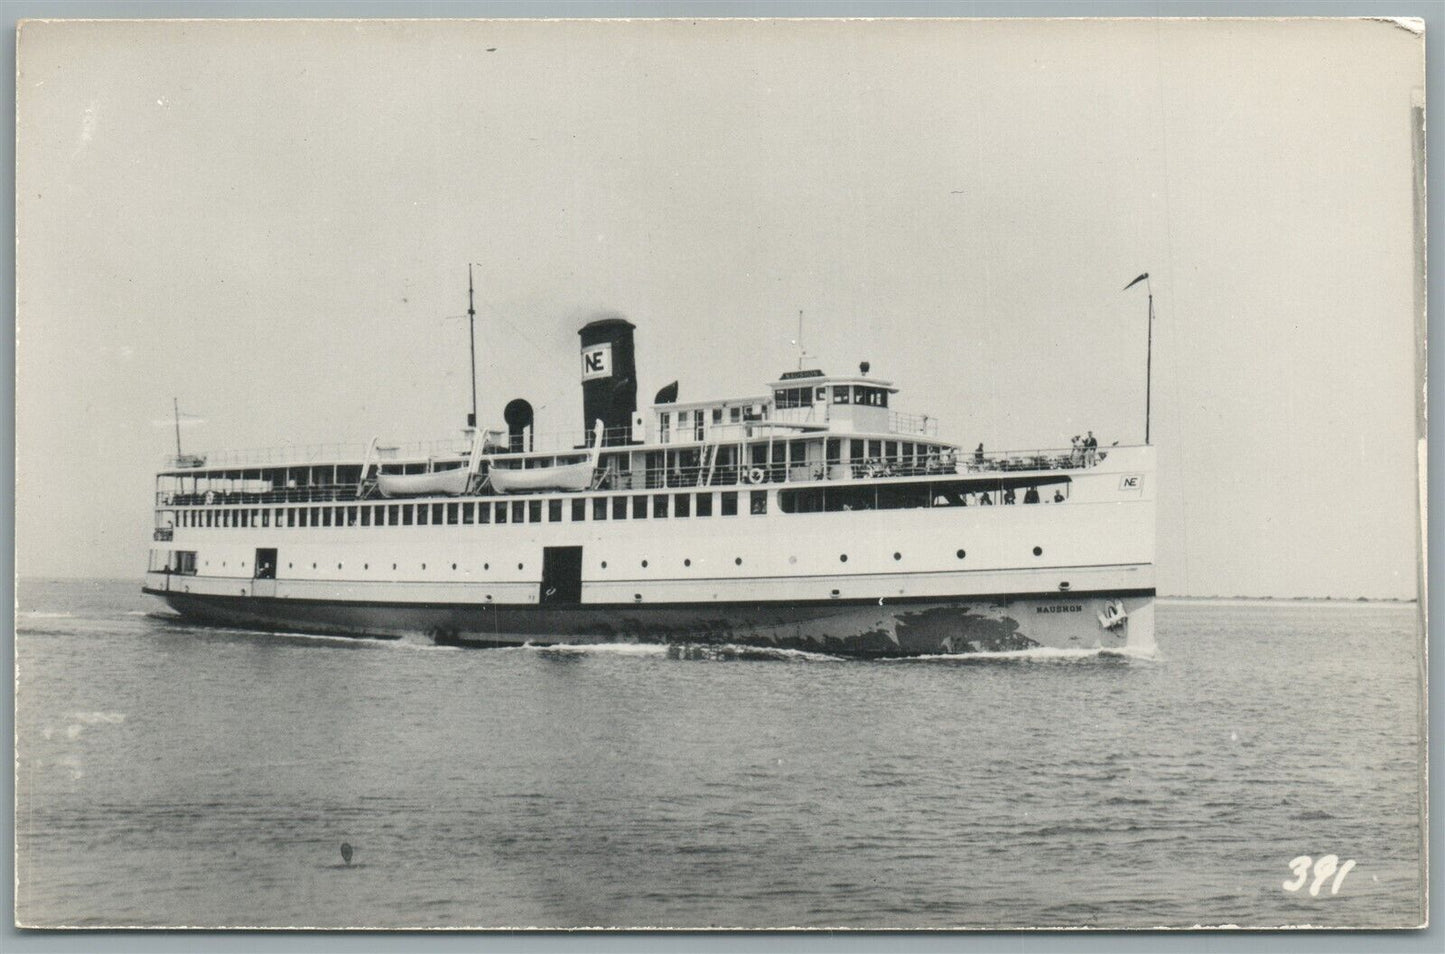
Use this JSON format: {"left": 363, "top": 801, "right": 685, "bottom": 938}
{"left": 144, "top": 587, "right": 1154, "bottom": 657}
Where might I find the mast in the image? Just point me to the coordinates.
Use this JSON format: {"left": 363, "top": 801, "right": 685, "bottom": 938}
{"left": 797, "top": 309, "right": 805, "bottom": 370}
{"left": 173, "top": 397, "right": 183, "bottom": 458}
{"left": 467, "top": 264, "right": 478, "bottom": 428}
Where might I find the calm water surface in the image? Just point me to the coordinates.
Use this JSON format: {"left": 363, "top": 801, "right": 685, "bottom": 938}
{"left": 14, "top": 580, "right": 1425, "bottom": 928}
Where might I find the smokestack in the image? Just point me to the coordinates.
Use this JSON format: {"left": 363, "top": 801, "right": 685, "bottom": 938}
{"left": 578, "top": 317, "right": 637, "bottom": 446}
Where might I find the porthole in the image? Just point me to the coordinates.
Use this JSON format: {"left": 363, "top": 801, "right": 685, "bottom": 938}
{"left": 893, "top": 552, "right": 902, "bottom": 561}
{"left": 634, "top": 593, "right": 642, "bottom": 601}
{"left": 392, "top": 563, "right": 397, "bottom": 570}
{"left": 684, "top": 558, "right": 691, "bottom": 567}
{"left": 839, "top": 554, "right": 848, "bottom": 563}
{"left": 735, "top": 557, "right": 743, "bottom": 566}
{"left": 601, "top": 561, "right": 608, "bottom": 569}
{"left": 422, "top": 563, "right": 427, "bottom": 570}
{"left": 1032, "top": 546, "right": 1043, "bottom": 556}
{"left": 452, "top": 563, "right": 457, "bottom": 570}
{"left": 338, "top": 563, "right": 343, "bottom": 570}
{"left": 830, "top": 589, "right": 840, "bottom": 597}
{"left": 641, "top": 559, "right": 649, "bottom": 568}
{"left": 788, "top": 555, "right": 797, "bottom": 565}
{"left": 312, "top": 562, "right": 317, "bottom": 569}
{"left": 484, "top": 563, "right": 489, "bottom": 570}
{"left": 364, "top": 563, "right": 369, "bottom": 570}
{"left": 517, "top": 563, "right": 524, "bottom": 570}
{"left": 956, "top": 549, "right": 966, "bottom": 559}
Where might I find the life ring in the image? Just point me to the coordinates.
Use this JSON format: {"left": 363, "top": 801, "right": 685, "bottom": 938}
{"left": 747, "top": 467, "right": 766, "bottom": 485}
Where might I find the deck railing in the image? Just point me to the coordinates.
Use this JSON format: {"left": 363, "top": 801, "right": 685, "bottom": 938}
{"left": 154, "top": 445, "right": 1121, "bottom": 507}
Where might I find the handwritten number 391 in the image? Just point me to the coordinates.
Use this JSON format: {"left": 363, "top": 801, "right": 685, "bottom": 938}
{"left": 1283, "top": 855, "right": 1356, "bottom": 896}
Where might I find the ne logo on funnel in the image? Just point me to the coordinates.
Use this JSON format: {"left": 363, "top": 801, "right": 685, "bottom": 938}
{"left": 581, "top": 343, "right": 612, "bottom": 380}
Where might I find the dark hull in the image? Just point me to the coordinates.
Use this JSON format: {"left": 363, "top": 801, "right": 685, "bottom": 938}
{"left": 145, "top": 587, "right": 1155, "bottom": 657}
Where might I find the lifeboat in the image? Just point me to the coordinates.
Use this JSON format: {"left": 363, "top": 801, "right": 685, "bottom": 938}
{"left": 377, "top": 467, "right": 474, "bottom": 497}
{"left": 488, "top": 457, "right": 597, "bottom": 494}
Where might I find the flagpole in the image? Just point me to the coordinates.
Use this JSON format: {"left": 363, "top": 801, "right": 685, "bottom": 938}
{"left": 1123, "top": 272, "right": 1153, "bottom": 445}
{"left": 173, "top": 397, "right": 183, "bottom": 458}
{"left": 1145, "top": 279, "right": 1154, "bottom": 445}
{"left": 467, "top": 264, "right": 478, "bottom": 429}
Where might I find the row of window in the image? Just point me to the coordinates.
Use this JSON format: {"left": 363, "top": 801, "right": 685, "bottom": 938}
{"left": 167, "top": 490, "right": 772, "bottom": 530}
{"left": 149, "top": 545, "right": 1024, "bottom": 577}
{"left": 164, "top": 476, "right": 1073, "bottom": 531}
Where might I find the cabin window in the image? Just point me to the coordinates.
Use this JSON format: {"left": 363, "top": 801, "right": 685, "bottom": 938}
{"left": 284, "top": 507, "right": 294, "bottom": 526}
{"left": 849, "top": 439, "right": 864, "bottom": 463}
{"left": 632, "top": 496, "right": 647, "bottom": 519}
{"left": 885, "top": 441, "right": 898, "bottom": 461}
{"left": 176, "top": 550, "right": 198, "bottom": 575}
{"left": 495, "top": 502, "right": 508, "bottom": 524}
{"left": 750, "top": 490, "right": 767, "bottom": 515}
{"left": 548, "top": 499, "right": 563, "bottom": 522}
{"left": 401, "top": 505, "right": 413, "bottom": 526}
{"left": 478, "top": 502, "right": 490, "bottom": 523}
{"left": 432, "top": 503, "right": 444, "bottom": 525}
{"left": 653, "top": 494, "right": 668, "bottom": 518}
{"left": 572, "top": 499, "right": 586, "bottom": 522}
{"left": 387, "top": 504, "right": 399, "bottom": 526}
{"left": 205, "top": 511, "right": 213, "bottom": 528}
{"left": 593, "top": 497, "right": 607, "bottom": 520}
{"left": 511, "top": 501, "right": 524, "bottom": 524}
{"left": 833, "top": 387, "right": 851, "bottom": 404}
{"left": 462, "top": 502, "right": 475, "bottom": 524}
{"left": 712, "top": 408, "right": 722, "bottom": 424}
{"left": 696, "top": 492, "right": 713, "bottom": 517}
{"left": 447, "top": 503, "right": 459, "bottom": 524}
{"left": 721, "top": 491, "right": 738, "bottom": 516}
{"left": 360, "top": 506, "right": 372, "bottom": 527}
{"left": 673, "top": 493, "right": 690, "bottom": 517}
{"left": 347, "top": 506, "right": 359, "bottom": 526}
{"left": 417, "top": 504, "right": 429, "bottom": 526}
{"left": 729, "top": 406, "right": 742, "bottom": 422}
{"left": 528, "top": 500, "right": 542, "bottom": 523}
{"left": 612, "top": 497, "right": 627, "bottom": 520}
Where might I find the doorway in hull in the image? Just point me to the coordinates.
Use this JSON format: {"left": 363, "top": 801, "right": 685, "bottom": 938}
{"left": 253, "top": 548, "right": 278, "bottom": 597}
{"left": 541, "top": 546, "right": 583, "bottom": 604}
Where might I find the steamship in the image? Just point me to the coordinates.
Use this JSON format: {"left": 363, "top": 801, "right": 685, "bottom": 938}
{"left": 143, "top": 318, "right": 1155, "bottom": 657}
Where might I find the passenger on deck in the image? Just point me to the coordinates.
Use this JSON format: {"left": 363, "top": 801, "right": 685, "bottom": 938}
{"left": 1003, "top": 488, "right": 1016, "bottom": 504}
{"left": 1084, "top": 431, "right": 1098, "bottom": 466}
{"left": 1054, "top": 489, "right": 1065, "bottom": 502}
{"left": 1024, "top": 487, "right": 1040, "bottom": 504}
{"left": 979, "top": 492, "right": 993, "bottom": 505}
{"left": 974, "top": 443, "right": 985, "bottom": 467}
{"left": 1070, "top": 436, "right": 1083, "bottom": 467}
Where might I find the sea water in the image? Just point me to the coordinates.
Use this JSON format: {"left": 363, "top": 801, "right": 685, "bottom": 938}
{"left": 13, "top": 580, "right": 1425, "bottom": 929}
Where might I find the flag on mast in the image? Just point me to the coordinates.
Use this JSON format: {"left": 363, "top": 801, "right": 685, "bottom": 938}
{"left": 1123, "top": 272, "right": 1149, "bottom": 291}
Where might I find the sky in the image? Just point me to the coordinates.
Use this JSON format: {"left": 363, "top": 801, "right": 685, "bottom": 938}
{"left": 16, "top": 17, "right": 1424, "bottom": 598}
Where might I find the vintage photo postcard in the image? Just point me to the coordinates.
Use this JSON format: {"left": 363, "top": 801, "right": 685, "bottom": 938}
{"left": 14, "top": 16, "right": 1426, "bottom": 929}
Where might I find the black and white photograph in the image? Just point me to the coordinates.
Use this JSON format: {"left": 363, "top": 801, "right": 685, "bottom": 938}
{"left": 13, "top": 13, "right": 1427, "bottom": 931}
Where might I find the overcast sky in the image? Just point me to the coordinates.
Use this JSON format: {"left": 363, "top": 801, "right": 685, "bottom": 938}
{"left": 16, "top": 17, "right": 1423, "bottom": 597}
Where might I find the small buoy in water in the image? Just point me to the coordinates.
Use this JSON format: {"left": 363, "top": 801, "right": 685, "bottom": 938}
{"left": 340, "top": 842, "right": 353, "bottom": 866}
